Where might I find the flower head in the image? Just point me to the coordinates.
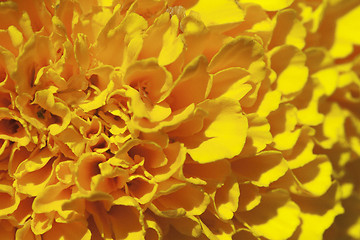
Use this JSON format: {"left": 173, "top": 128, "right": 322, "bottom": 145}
{"left": 0, "top": 0, "right": 360, "bottom": 239}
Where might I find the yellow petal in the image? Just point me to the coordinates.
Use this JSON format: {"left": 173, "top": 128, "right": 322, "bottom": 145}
{"left": 42, "top": 220, "right": 91, "bottom": 240}
{"left": 126, "top": 175, "right": 158, "bottom": 205}
{"left": 304, "top": 47, "right": 333, "bottom": 73}
{"left": 0, "top": 183, "right": 20, "bottom": 217}
{"left": 0, "top": 110, "right": 31, "bottom": 146}
{"left": 150, "top": 183, "right": 210, "bottom": 217}
{"left": 31, "top": 212, "right": 54, "bottom": 235}
{"left": 74, "top": 33, "right": 90, "bottom": 73}
{"left": 86, "top": 201, "right": 115, "bottom": 239}
{"left": 124, "top": 58, "right": 173, "bottom": 103}
{"left": 187, "top": 0, "right": 244, "bottom": 27}
{"left": 313, "top": 68, "right": 339, "bottom": 96}
{"left": 55, "top": 160, "right": 75, "bottom": 185}
{"left": 12, "top": 34, "right": 53, "bottom": 95}
{"left": 94, "top": 12, "right": 147, "bottom": 66}
{"left": 238, "top": 190, "right": 300, "bottom": 240}
{"left": 209, "top": 67, "right": 252, "bottom": 101}
{"left": 167, "top": 215, "right": 202, "bottom": 238}
{"left": 32, "top": 87, "right": 71, "bottom": 135}
{"left": 86, "top": 133, "right": 111, "bottom": 154}
{"left": 200, "top": 208, "right": 235, "bottom": 240}
{"left": 269, "top": 9, "right": 306, "bottom": 49}
{"left": 239, "top": 0, "right": 294, "bottom": 11}
{"left": 54, "top": 125, "right": 86, "bottom": 157}
{"left": 79, "top": 67, "right": 115, "bottom": 112}
{"left": 154, "top": 178, "right": 186, "bottom": 199}
{"left": 139, "top": 13, "right": 170, "bottom": 60}
{"left": 15, "top": 220, "right": 40, "bottom": 240}
{"left": 14, "top": 148, "right": 57, "bottom": 196}
{"left": 158, "top": 15, "right": 184, "bottom": 66}
{"left": 0, "top": 45, "right": 16, "bottom": 76}
{"left": 283, "top": 127, "right": 317, "bottom": 169}
{"left": 122, "top": 34, "right": 144, "bottom": 68}
{"left": 273, "top": 128, "right": 302, "bottom": 151}
{"left": 167, "top": 107, "right": 207, "bottom": 138}
{"left": 168, "top": 55, "right": 210, "bottom": 110}
{"left": 246, "top": 113, "right": 272, "bottom": 153}
{"left": 143, "top": 212, "right": 163, "bottom": 240}
{"left": 32, "top": 182, "right": 71, "bottom": 215}
{"left": 149, "top": 142, "right": 187, "bottom": 182}
{"left": 270, "top": 45, "right": 309, "bottom": 96}
{"left": 182, "top": 159, "right": 231, "bottom": 187}
{"left": 208, "top": 36, "right": 264, "bottom": 74}
{"left": 238, "top": 183, "right": 261, "bottom": 212}
{"left": 130, "top": 101, "right": 195, "bottom": 133}
{"left": 256, "top": 90, "right": 281, "bottom": 117}
{"left": 8, "top": 25, "right": 23, "bottom": 49}
{"left": 293, "top": 155, "right": 333, "bottom": 196}
{"left": 126, "top": 88, "right": 172, "bottom": 124}
{"left": 213, "top": 175, "right": 240, "bottom": 220}
{"left": 232, "top": 151, "right": 288, "bottom": 187}
{"left": 330, "top": 5, "right": 360, "bottom": 58}
{"left": 108, "top": 205, "right": 145, "bottom": 240}
{"left": 75, "top": 152, "right": 106, "bottom": 191}
{"left": 8, "top": 146, "right": 31, "bottom": 177}
{"left": 0, "top": 27, "right": 20, "bottom": 55}
{"left": 180, "top": 11, "right": 207, "bottom": 35}
{"left": 292, "top": 183, "right": 344, "bottom": 240}
{"left": 319, "top": 103, "right": 347, "bottom": 149}
{"left": 295, "top": 82, "right": 324, "bottom": 126}
{"left": 185, "top": 98, "right": 248, "bottom": 163}
{"left": 268, "top": 103, "right": 299, "bottom": 149}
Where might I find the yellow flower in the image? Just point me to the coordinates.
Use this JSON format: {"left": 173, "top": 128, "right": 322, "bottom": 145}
{"left": 0, "top": 0, "right": 359, "bottom": 239}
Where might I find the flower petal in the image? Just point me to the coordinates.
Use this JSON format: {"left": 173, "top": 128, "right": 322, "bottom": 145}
{"left": 185, "top": 98, "right": 248, "bottom": 163}
{"left": 94, "top": 12, "right": 147, "bottom": 66}
{"left": 239, "top": 0, "right": 294, "bottom": 11}
{"left": 237, "top": 190, "right": 301, "bottom": 240}
{"left": 168, "top": 55, "right": 210, "bottom": 110}
{"left": 246, "top": 113, "right": 272, "bottom": 153}
{"left": 232, "top": 151, "right": 288, "bottom": 187}
{"left": 238, "top": 183, "right": 261, "bottom": 212}
{"left": 108, "top": 205, "right": 145, "bottom": 240}
{"left": 213, "top": 175, "right": 240, "bottom": 220}
{"left": 150, "top": 183, "right": 210, "bottom": 217}
{"left": 330, "top": 5, "right": 360, "bottom": 58}
{"left": 292, "top": 183, "right": 344, "bottom": 240}
{"left": 187, "top": 0, "right": 244, "bottom": 27}
{"left": 293, "top": 155, "right": 333, "bottom": 196}
{"left": 208, "top": 67, "right": 252, "bottom": 101}
{"left": 158, "top": 15, "right": 184, "bottom": 66}
{"left": 269, "top": 9, "right": 306, "bottom": 49}
{"left": 270, "top": 45, "right": 309, "bottom": 96}
{"left": 42, "top": 219, "right": 91, "bottom": 240}
{"left": 208, "top": 36, "right": 264, "bottom": 74}
{"left": 200, "top": 208, "right": 235, "bottom": 240}
{"left": 167, "top": 215, "right": 202, "bottom": 238}
{"left": 126, "top": 175, "right": 158, "bottom": 205}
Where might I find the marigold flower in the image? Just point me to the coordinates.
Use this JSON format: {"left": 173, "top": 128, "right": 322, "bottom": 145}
{"left": 0, "top": 0, "right": 360, "bottom": 239}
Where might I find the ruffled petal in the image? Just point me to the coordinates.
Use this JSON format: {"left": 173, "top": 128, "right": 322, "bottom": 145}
{"left": 185, "top": 98, "right": 248, "bottom": 163}
{"left": 186, "top": 0, "right": 244, "bottom": 27}
{"left": 237, "top": 190, "right": 301, "bottom": 240}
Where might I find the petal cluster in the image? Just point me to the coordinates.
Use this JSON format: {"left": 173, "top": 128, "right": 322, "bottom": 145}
{"left": 0, "top": 0, "right": 359, "bottom": 239}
